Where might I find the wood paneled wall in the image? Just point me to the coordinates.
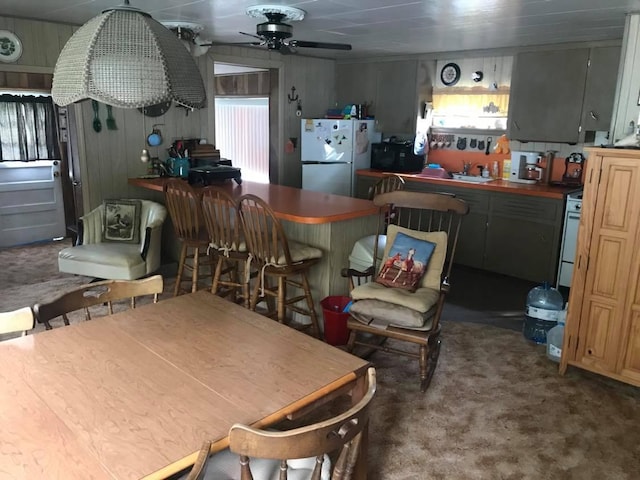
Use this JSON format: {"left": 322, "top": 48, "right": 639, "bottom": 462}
{"left": 0, "top": 17, "right": 74, "bottom": 71}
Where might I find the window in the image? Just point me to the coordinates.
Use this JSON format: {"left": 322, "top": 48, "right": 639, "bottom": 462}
{"left": 0, "top": 94, "right": 60, "bottom": 161}
{"left": 214, "top": 97, "right": 269, "bottom": 183}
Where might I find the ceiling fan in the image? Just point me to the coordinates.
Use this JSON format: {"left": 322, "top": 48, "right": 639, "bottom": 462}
{"left": 204, "top": 5, "right": 352, "bottom": 55}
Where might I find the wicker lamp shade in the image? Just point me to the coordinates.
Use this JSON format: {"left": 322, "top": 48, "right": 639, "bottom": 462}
{"left": 52, "top": 2, "right": 206, "bottom": 109}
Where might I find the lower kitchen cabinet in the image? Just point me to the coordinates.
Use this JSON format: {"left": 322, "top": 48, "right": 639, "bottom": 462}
{"left": 561, "top": 147, "right": 640, "bottom": 387}
{"left": 356, "top": 175, "right": 564, "bottom": 282}
{"left": 484, "top": 193, "right": 562, "bottom": 282}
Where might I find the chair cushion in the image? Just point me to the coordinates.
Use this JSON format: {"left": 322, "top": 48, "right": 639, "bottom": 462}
{"left": 351, "top": 281, "right": 440, "bottom": 314}
{"left": 349, "top": 298, "right": 436, "bottom": 330}
{"left": 58, "top": 244, "right": 146, "bottom": 280}
{"left": 381, "top": 225, "right": 447, "bottom": 291}
{"left": 375, "top": 232, "right": 436, "bottom": 292}
{"left": 275, "top": 241, "right": 322, "bottom": 265}
{"left": 102, "top": 199, "right": 141, "bottom": 244}
{"left": 191, "top": 447, "right": 330, "bottom": 480}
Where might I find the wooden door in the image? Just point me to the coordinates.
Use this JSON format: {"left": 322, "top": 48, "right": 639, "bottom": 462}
{"left": 573, "top": 155, "right": 640, "bottom": 375}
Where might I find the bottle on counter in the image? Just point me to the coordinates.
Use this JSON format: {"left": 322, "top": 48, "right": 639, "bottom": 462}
{"left": 502, "top": 159, "right": 512, "bottom": 180}
{"left": 492, "top": 161, "right": 500, "bottom": 179}
{"left": 482, "top": 164, "right": 490, "bottom": 178}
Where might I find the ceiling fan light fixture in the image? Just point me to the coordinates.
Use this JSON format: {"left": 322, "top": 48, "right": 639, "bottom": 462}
{"left": 51, "top": 0, "right": 206, "bottom": 109}
{"left": 246, "top": 5, "right": 306, "bottom": 22}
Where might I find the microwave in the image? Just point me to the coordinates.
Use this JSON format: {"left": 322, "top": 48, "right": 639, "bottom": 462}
{"left": 370, "top": 142, "right": 425, "bottom": 173}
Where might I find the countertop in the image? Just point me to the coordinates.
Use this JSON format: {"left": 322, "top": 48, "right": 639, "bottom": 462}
{"left": 357, "top": 169, "right": 579, "bottom": 200}
{"left": 128, "top": 177, "right": 379, "bottom": 225}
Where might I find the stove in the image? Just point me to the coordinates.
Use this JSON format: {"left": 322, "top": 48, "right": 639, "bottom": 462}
{"left": 557, "top": 190, "right": 582, "bottom": 288}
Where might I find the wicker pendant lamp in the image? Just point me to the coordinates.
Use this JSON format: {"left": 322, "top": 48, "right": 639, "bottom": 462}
{"left": 51, "top": 0, "right": 206, "bottom": 109}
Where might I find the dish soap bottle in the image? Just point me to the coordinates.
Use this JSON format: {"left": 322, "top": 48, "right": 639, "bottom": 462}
{"left": 492, "top": 161, "right": 500, "bottom": 179}
{"left": 481, "top": 164, "right": 490, "bottom": 178}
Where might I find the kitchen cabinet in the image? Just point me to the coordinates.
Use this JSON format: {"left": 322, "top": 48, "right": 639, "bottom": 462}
{"left": 509, "top": 48, "right": 589, "bottom": 143}
{"left": 356, "top": 175, "right": 563, "bottom": 281}
{"left": 336, "top": 60, "right": 418, "bottom": 136}
{"left": 580, "top": 46, "right": 621, "bottom": 133}
{"left": 508, "top": 46, "right": 620, "bottom": 143}
{"left": 561, "top": 147, "right": 640, "bottom": 387}
{"left": 484, "top": 193, "right": 562, "bottom": 282}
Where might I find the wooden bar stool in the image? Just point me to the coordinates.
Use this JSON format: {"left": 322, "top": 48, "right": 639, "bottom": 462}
{"left": 201, "top": 187, "right": 251, "bottom": 308}
{"left": 237, "top": 194, "right": 322, "bottom": 338}
{"left": 163, "top": 179, "right": 213, "bottom": 296}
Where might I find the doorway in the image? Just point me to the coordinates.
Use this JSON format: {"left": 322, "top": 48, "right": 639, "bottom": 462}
{"left": 213, "top": 62, "right": 279, "bottom": 184}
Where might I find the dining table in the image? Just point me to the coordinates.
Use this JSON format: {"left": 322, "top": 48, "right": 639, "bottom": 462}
{"left": 0, "top": 290, "right": 371, "bottom": 480}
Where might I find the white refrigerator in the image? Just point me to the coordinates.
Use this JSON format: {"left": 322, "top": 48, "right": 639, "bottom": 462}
{"left": 301, "top": 118, "right": 380, "bottom": 196}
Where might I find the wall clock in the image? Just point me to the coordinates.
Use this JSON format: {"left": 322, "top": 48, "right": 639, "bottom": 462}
{"left": 138, "top": 101, "right": 172, "bottom": 117}
{"left": 0, "top": 30, "right": 23, "bottom": 63}
{"left": 440, "top": 62, "right": 461, "bottom": 87}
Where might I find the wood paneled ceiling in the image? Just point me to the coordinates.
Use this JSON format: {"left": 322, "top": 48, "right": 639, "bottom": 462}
{"left": 3, "top": 0, "right": 640, "bottom": 58}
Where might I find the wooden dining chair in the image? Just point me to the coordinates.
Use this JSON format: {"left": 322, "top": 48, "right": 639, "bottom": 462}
{"left": 201, "top": 187, "right": 251, "bottom": 308}
{"left": 33, "top": 275, "right": 164, "bottom": 330}
{"left": 343, "top": 191, "right": 469, "bottom": 391}
{"left": 0, "top": 307, "right": 35, "bottom": 337}
{"left": 164, "top": 179, "right": 214, "bottom": 296}
{"left": 237, "top": 194, "right": 322, "bottom": 338}
{"left": 183, "top": 367, "right": 376, "bottom": 480}
{"left": 367, "top": 173, "right": 405, "bottom": 200}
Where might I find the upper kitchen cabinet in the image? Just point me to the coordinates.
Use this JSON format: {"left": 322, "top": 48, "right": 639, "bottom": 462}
{"left": 509, "top": 49, "right": 589, "bottom": 143}
{"left": 580, "top": 46, "right": 621, "bottom": 133}
{"left": 509, "top": 46, "right": 620, "bottom": 143}
{"left": 337, "top": 59, "right": 418, "bottom": 136}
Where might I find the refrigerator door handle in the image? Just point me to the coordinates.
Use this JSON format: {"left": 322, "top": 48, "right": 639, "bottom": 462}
{"left": 301, "top": 161, "right": 352, "bottom": 165}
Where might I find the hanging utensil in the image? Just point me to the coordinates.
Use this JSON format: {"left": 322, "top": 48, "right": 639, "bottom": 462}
{"left": 485, "top": 136, "right": 493, "bottom": 155}
{"left": 106, "top": 105, "right": 117, "bottom": 130}
{"left": 91, "top": 100, "right": 102, "bottom": 133}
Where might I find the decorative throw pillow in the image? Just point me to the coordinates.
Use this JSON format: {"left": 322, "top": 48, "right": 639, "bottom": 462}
{"left": 102, "top": 199, "right": 141, "bottom": 244}
{"left": 381, "top": 225, "right": 448, "bottom": 291}
{"left": 375, "top": 231, "right": 436, "bottom": 292}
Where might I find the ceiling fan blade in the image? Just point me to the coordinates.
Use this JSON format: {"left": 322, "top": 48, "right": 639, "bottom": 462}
{"left": 199, "top": 40, "right": 264, "bottom": 47}
{"left": 239, "top": 31, "right": 264, "bottom": 41}
{"left": 289, "top": 40, "right": 352, "bottom": 50}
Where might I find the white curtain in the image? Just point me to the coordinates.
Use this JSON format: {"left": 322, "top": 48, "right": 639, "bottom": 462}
{"left": 214, "top": 97, "right": 269, "bottom": 183}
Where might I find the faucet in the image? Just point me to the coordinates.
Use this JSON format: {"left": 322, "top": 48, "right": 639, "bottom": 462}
{"left": 462, "top": 161, "right": 471, "bottom": 176}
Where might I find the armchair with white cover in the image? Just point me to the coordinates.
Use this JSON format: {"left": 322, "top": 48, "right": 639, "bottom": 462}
{"left": 58, "top": 199, "right": 167, "bottom": 280}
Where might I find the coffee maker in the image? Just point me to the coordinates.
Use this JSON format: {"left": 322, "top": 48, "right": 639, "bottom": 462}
{"left": 509, "top": 151, "right": 543, "bottom": 184}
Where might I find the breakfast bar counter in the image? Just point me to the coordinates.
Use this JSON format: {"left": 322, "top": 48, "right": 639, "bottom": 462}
{"left": 128, "top": 177, "right": 380, "bottom": 223}
{"left": 129, "top": 177, "right": 380, "bottom": 313}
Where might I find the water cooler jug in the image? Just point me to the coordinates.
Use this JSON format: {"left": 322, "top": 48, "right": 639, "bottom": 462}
{"left": 523, "top": 282, "right": 563, "bottom": 344}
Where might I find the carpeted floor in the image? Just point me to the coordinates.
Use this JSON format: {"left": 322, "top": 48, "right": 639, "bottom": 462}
{"left": 1, "top": 240, "right": 639, "bottom": 479}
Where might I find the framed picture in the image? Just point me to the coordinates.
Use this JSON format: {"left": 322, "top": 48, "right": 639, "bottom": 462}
{"left": 102, "top": 200, "right": 141, "bottom": 244}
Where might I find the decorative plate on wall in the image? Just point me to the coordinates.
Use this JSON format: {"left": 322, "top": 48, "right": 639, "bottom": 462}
{"left": 440, "top": 62, "right": 461, "bottom": 87}
{"left": 138, "top": 101, "right": 172, "bottom": 117}
{"left": 0, "top": 30, "right": 23, "bottom": 63}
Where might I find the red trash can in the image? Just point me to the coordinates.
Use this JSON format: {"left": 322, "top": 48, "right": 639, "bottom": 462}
{"left": 321, "top": 296, "right": 352, "bottom": 346}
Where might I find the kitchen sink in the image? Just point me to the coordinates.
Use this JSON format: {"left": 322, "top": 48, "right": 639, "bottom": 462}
{"left": 450, "top": 174, "right": 496, "bottom": 183}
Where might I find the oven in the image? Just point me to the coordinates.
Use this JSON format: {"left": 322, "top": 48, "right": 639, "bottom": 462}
{"left": 557, "top": 190, "right": 582, "bottom": 288}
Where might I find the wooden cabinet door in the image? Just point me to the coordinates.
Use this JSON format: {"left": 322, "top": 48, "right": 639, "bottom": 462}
{"left": 484, "top": 194, "right": 562, "bottom": 282}
{"left": 374, "top": 60, "right": 418, "bottom": 136}
{"left": 509, "top": 49, "right": 589, "bottom": 143}
{"left": 574, "top": 156, "right": 640, "bottom": 375}
{"left": 580, "top": 46, "right": 621, "bottom": 133}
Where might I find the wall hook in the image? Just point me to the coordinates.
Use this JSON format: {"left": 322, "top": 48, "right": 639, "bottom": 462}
{"left": 287, "top": 86, "right": 299, "bottom": 104}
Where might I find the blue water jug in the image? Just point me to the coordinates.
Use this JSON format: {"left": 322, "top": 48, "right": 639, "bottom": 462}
{"left": 523, "top": 282, "right": 563, "bottom": 344}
